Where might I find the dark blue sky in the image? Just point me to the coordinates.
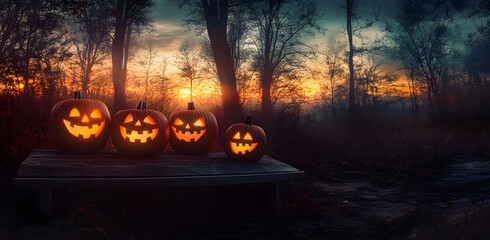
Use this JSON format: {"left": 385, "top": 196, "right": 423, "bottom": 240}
{"left": 147, "top": 0, "right": 478, "bottom": 55}
{"left": 148, "top": 0, "right": 402, "bottom": 51}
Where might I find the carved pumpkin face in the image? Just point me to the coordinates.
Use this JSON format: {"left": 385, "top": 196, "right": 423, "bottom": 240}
{"left": 120, "top": 113, "right": 159, "bottom": 143}
{"left": 224, "top": 117, "right": 266, "bottom": 162}
{"left": 111, "top": 102, "right": 169, "bottom": 156}
{"left": 168, "top": 102, "right": 218, "bottom": 154}
{"left": 49, "top": 91, "right": 111, "bottom": 153}
{"left": 63, "top": 107, "right": 106, "bottom": 139}
{"left": 171, "top": 117, "right": 206, "bottom": 142}
{"left": 229, "top": 131, "right": 258, "bottom": 155}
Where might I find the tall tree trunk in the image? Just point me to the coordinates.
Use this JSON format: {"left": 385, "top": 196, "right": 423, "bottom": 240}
{"left": 346, "top": 0, "right": 355, "bottom": 115}
{"left": 409, "top": 70, "right": 418, "bottom": 121}
{"left": 260, "top": 18, "right": 273, "bottom": 124}
{"left": 201, "top": 0, "right": 243, "bottom": 127}
{"left": 260, "top": 66, "right": 273, "bottom": 122}
{"left": 122, "top": 24, "right": 131, "bottom": 85}
{"left": 82, "top": 61, "right": 91, "bottom": 97}
{"left": 112, "top": 0, "right": 128, "bottom": 111}
{"left": 331, "top": 80, "right": 336, "bottom": 121}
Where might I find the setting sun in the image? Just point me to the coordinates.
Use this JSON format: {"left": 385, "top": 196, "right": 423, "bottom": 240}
{"left": 178, "top": 89, "right": 191, "bottom": 100}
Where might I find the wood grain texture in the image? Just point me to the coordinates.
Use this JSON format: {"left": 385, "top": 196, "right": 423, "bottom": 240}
{"left": 15, "top": 149, "right": 303, "bottom": 188}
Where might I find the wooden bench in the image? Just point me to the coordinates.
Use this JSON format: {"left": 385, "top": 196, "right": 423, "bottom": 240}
{"left": 15, "top": 149, "right": 304, "bottom": 217}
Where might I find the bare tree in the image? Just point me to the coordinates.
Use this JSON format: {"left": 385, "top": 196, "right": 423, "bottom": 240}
{"left": 199, "top": 8, "right": 252, "bottom": 108}
{"left": 320, "top": 39, "right": 346, "bottom": 120}
{"left": 247, "top": 0, "right": 319, "bottom": 123}
{"left": 355, "top": 53, "right": 397, "bottom": 106}
{"left": 387, "top": 8, "right": 460, "bottom": 118}
{"left": 176, "top": 41, "right": 201, "bottom": 102}
{"left": 158, "top": 56, "right": 179, "bottom": 116}
{"left": 406, "top": 69, "right": 422, "bottom": 120}
{"left": 200, "top": 0, "right": 244, "bottom": 125}
{"left": 136, "top": 36, "right": 157, "bottom": 102}
{"left": 344, "top": 0, "right": 380, "bottom": 114}
{"left": 0, "top": 0, "right": 71, "bottom": 160}
{"left": 464, "top": 20, "right": 490, "bottom": 89}
{"left": 227, "top": 8, "right": 253, "bottom": 107}
{"left": 69, "top": 1, "right": 111, "bottom": 97}
{"left": 386, "top": 0, "right": 480, "bottom": 114}
{"left": 111, "top": 0, "right": 153, "bottom": 111}
{"left": 346, "top": 0, "right": 355, "bottom": 114}
{"left": 0, "top": 0, "right": 70, "bottom": 97}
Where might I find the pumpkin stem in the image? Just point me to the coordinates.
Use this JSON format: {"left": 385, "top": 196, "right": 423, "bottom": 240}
{"left": 245, "top": 116, "right": 252, "bottom": 125}
{"left": 188, "top": 102, "right": 195, "bottom": 110}
{"left": 74, "top": 91, "right": 85, "bottom": 99}
{"left": 137, "top": 101, "right": 147, "bottom": 110}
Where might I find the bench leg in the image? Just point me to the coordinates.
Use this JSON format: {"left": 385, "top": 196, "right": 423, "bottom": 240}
{"left": 275, "top": 182, "right": 284, "bottom": 216}
{"left": 268, "top": 182, "right": 284, "bottom": 218}
{"left": 39, "top": 189, "right": 53, "bottom": 218}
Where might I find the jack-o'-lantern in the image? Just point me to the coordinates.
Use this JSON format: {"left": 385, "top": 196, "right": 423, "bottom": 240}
{"left": 224, "top": 116, "right": 266, "bottom": 162}
{"left": 168, "top": 102, "right": 218, "bottom": 154}
{"left": 49, "top": 91, "right": 111, "bottom": 153}
{"left": 111, "top": 101, "right": 169, "bottom": 155}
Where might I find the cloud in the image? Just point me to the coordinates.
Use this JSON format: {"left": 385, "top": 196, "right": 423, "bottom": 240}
{"left": 152, "top": 21, "right": 192, "bottom": 52}
{"left": 151, "top": 0, "right": 187, "bottom": 23}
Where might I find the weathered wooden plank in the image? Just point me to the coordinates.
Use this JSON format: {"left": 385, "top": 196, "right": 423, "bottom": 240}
{"left": 15, "top": 172, "right": 303, "bottom": 188}
{"left": 17, "top": 150, "right": 301, "bottom": 178}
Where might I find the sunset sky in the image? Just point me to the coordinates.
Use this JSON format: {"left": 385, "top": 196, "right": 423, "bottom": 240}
{"left": 118, "top": 0, "right": 482, "bottom": 109}
{"left": 133, "top": 0, "right": 398, "bottom": 105}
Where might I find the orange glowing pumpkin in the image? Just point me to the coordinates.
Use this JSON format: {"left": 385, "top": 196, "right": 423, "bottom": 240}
{"left": 223, "top": 116, "right": 266, "bottom": 162}
{"left": 168, "top": 102, "right": 218, "bottom": 154}
{"left": 111, "top": 101, "right": 169, "bottom": 156}
{"left": 49, "top": 91, "right": 111, "bottom": 153}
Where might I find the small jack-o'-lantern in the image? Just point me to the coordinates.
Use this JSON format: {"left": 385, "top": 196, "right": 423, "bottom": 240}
{"left": 224, "top": 116, "right": 266, "bottom": 162}
{"left": 49, "top": 91, "right": 111, "bottom": 153}
{"left": 111, "top": 101, "right": 169, "bottom": 155}
{"left": 168, "top": 102, "right": 218, "bottom": 154}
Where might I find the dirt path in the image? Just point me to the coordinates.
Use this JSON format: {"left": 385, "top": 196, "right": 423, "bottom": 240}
{"left": 290, "top": 155, "right": 490, "bottom": 239}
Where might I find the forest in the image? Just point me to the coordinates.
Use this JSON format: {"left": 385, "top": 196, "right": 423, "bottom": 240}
{"left": 1, "top": 0, "right": 490, "bottom": 239}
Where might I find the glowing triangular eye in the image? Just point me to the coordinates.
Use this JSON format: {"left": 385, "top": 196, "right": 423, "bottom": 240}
{"left": 174, "top": 118, "right": 183, "bottom": 125}
{"left": 244, "top": 132, "right": 253, "bottom": 140}
{"left": 232, "top": 132, "right": 240, "bottom": 139}
{"left": 90, "top": 109, "right": 102, "bottom": 118}
{"left": 194, "top": 118, "right": 205, "bottom": 127}
{"left": 143, "top": 116, "right": 155, "bottom": 125}
{"left": 69, "top": 108, "right": 80, "bottom": 117}
{"left": 124, "top": 114, "right": 133, "bottom": 123}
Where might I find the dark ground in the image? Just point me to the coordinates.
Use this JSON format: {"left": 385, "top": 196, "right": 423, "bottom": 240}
{"left": 1, "top": 153, "right": 489, "bottom": 240}
{"left": 2, "top": 97, "right": 490, "bottom": 239}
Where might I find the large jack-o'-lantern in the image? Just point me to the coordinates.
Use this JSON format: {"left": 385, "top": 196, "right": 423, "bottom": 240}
{"left": 49, "top": 91, "right": 111, "bottom": 153}
{"left": 224, "top": 116, "right": 266, "bottom": 162}
{"left": 111, "top": 101, "right": 169, "bottom": 156}
{"left": 169, "top": 102, "right": 218, "bottom": 154}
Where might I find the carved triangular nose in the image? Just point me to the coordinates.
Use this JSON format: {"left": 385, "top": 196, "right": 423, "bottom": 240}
{"left": 135, "top": 120, "right": 142, "bottom": 126}
{"left": 81, "top": 115, "right": 89, "bottom": 123}
{"left": 185, "top": 124, "right": 190, "bottom": 129}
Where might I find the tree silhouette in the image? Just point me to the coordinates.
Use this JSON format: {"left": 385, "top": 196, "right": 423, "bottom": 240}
{"left": 135, "top": 34, "right": 158, "bottom": 102}
{"left": 176, "top": 41, "right": 201, "bottom": 102}
{"left": 111, "top": 0, "right": 153, "bottom": 111}
{"left": 320, "top": 39, "right": 346, "bottom": 120}
{"left": 200, "top": 0, "right": 244, "bottom": 126}
{"left": 69, "top": 1, "right": 111, "bottom": 97}
{"left": 247, "top": 0, "right": 318, "bottom": 123}
{"left": 346, "top": 0, "right": 355, "bottom": 114}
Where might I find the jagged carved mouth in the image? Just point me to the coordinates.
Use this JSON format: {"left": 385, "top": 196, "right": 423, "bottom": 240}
{"left": 120, "top": 126, "right": 158, "bottom": 143}
{"left": 63, "top": 119, "right": 105, "bottom": 139}
{"left": 230, "top": 142, "right": 258, "bottom": 155}
{"left": 171, "top": 126, "right": 205, "bottom": 142}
